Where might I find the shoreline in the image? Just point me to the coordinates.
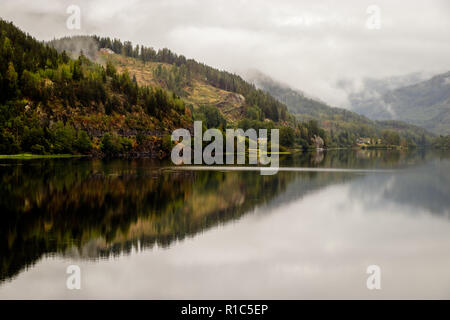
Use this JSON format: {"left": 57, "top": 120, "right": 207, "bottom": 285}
{"left": 0, "top": 154, "right": 87, "bottom": 160}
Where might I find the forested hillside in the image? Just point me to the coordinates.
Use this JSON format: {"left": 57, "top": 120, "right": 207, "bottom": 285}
{"left": 348, "top": 72, "right": 450, "bottom": 135}
{"left": 0, "top": 19, "right": 192, "bottom": 157}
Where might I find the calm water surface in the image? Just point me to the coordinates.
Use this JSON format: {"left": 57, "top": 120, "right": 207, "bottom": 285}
{"left": 0, "top": 149, "right": 449, "bottom": 299}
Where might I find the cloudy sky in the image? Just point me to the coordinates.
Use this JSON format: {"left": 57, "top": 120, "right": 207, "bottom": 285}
{"left": 2, "top": 0, "right": 450, "bottom": 107}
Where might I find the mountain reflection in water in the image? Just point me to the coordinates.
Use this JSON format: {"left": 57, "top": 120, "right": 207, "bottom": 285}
{"left": 0, "top": 149, "right": 449, "bottom": 299}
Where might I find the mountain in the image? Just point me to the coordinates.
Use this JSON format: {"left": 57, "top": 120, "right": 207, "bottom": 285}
{"left": 246, "top": 70, "right": 435, "bottom": 147}
{"left": 0, "top": 19, "right": 195, "bottom": 157}
{"left": 0, "top": 18, "right": 440, "bottom": 157}
{"left": 347, "top": 72, "right": 450, "bottom": 135}
{"left": 339, "top": 72, "right": 430, "bottom": 98}
{"left": 0, "top": 19, "right": 295, "bottom": 157}
{"left": 246, "top": 70, "right": 346, "bottom": 121}
{"left": 48, "top": 35, "right": 291, "bottom": 125}
{"left": 59, "top": 37, "right": 437, "bottom": 148}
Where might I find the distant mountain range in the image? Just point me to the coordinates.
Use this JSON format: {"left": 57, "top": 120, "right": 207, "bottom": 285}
{"left": 245, "top": 70, "right": 434, "bottom": 145}
{"left": 347, "top": 72, "right": 450, "bottom": 135}
{"left": 245, "top": 70, "right": 344, "bottom": 121}
{"left": 49, "top": 36, "right": 435, "bottom": 146}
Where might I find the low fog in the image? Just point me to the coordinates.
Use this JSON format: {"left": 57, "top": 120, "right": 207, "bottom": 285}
{"left": 2, "top": 0, "right": 450, "bottom": 108}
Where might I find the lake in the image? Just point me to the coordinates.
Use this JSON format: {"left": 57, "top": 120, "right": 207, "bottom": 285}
{"left": 0, "top": 149, "right": 449, "bottom": 299}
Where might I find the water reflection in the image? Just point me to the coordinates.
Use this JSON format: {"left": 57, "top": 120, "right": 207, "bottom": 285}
{"left": 0, "top": 149, "right": 449, "bottom": 298}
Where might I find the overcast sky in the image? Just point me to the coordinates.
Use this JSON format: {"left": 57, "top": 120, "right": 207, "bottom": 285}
{"left": 2, "top": 0, "right": 450, "bottom": 107}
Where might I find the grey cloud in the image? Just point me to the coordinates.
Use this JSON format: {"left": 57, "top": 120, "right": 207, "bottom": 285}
{"left": 1, "top": 0, "right": 450, "bottom": 107}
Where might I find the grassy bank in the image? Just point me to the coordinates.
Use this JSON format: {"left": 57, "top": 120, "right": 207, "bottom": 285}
{"left": 0, "top": 153, "right": 86, "bottom": 159}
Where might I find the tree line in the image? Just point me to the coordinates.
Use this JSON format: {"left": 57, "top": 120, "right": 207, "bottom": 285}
{"left": 0, "top": 19, "right": 188, "bottom": 155}
{"left": 93, "top": 35, "right": 289, "bottom": 123}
